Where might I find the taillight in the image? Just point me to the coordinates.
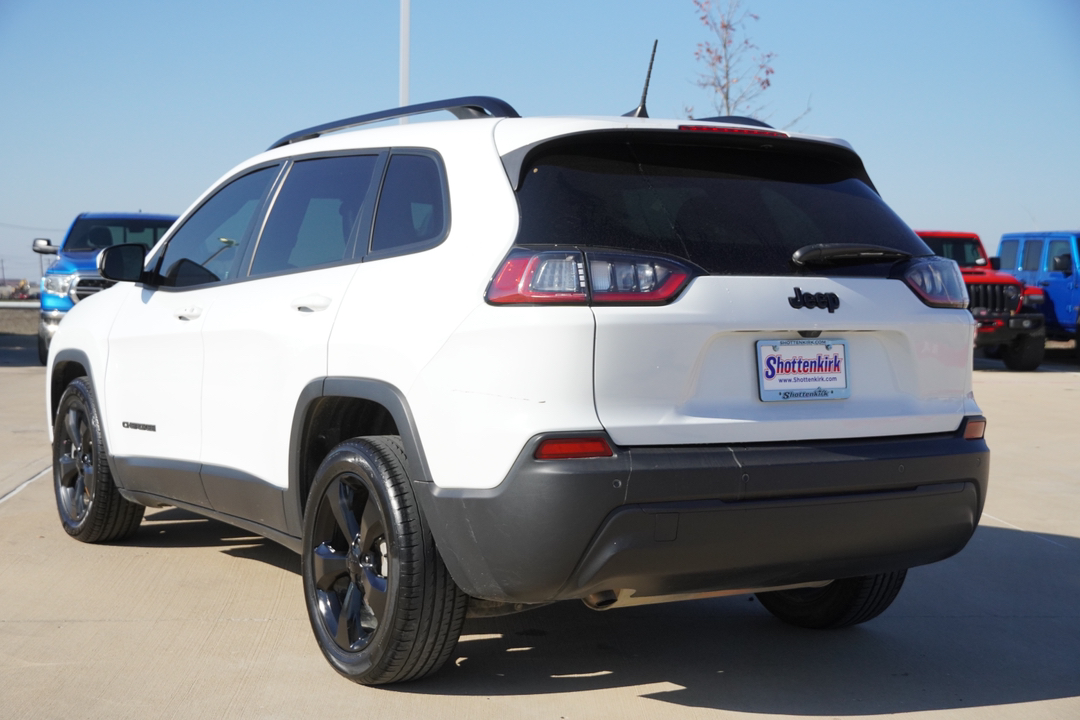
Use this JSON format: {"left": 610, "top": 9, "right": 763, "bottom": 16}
{"left": 901, "top": 257, "right": 968, "bottom": 309}
{"left": 487, "top": 248, "right": 694, "bottom": 306}
{"left": 534, "top": 437, "right": 614, "bottom": 460}
{"left": 487, "top": 250, "right": 587, "bottom": 304}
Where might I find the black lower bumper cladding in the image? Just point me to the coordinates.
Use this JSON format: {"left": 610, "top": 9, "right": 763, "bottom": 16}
{"left": 415, "top": 421, "right": 989, "bottom": 604}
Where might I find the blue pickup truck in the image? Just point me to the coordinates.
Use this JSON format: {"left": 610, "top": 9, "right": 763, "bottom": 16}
{"left": 997, "top": 231, "right": 1080, "bottom": 357}
{"left": 32, "top": 212, "right": 176, "bottom": 364}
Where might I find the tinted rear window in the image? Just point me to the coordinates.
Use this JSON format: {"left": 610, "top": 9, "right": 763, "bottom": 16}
{"left": 515, "top": 139, "right": 929, "bottom": 276}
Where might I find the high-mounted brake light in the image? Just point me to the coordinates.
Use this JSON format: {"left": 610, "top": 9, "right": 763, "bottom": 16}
{"left": 534, "top": 437, "right": 614, "bottom": 460}
{"left": 487, "top": 249, "right": 695, "bottom": 306}
{"left": 678, "top": 125, "right": 788, "bottom": 139}
{"left": 901, "top": 257, "right": 968, "bottom": 309}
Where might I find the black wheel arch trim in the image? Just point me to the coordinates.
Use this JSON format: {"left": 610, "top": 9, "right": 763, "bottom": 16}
{"left": 287, "top": 377, "right": 436, "bottom": 538}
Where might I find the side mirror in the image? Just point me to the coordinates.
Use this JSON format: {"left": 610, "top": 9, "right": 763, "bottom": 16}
{"left": 989, "top": 257, "right": 1001, "bottom": 271}
{"left": 1052, "top": 254, "right": 1073, "bottom": 276}
{"left": 98, "top": 244, "right": 147, "bottom": 283}
{"left": 32, "top": 238, "right": 58, "bottom": 255}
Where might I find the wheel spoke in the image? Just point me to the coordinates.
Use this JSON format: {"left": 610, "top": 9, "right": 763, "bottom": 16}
{"left": 64, "top": 408, "right": 82, "bottom": 448}
{"left": 360, "top": 566, "right": 388, "bottom": 627}
{"left": 328, "top": 478, "right": 361, "bottom": 541}
{"left": 359, "top": 496, "right": 385, "bottom": 550}
{"left": 312, "top": 542, "right": 348, "bottom": 591}
{"left": 336, "top": 581, "right": 364, "bottom": 649}
{"left": 57, "top": 454, "right": 79, "bottom": 488}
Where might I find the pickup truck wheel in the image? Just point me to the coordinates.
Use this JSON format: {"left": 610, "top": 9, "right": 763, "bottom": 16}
{"left": 301, "top": 436, "right": 467, "bottom": 685}
{"left": 1000, "top": 333, "right": 1045, "bottom": 371}
{"left": 53, "top": 378, "right": 145, "bottom": 542}
{"left": 755, "top": 570, "right": 906, "bottom": 629}
{"left": 37, "top": 335, "right": 48, "bottom": 366}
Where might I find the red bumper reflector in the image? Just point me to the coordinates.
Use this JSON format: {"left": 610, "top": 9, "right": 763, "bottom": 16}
{"left": 535, "top": 437, "right": 614, "bottom": 460}
{"left": 964, "top": 418, "right": 986, "bottom": 440}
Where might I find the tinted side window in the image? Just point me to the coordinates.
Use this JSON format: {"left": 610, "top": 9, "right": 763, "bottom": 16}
{"left": 370, "top": 154, "right": 447, "bottom": 253}
{"left": 997, "top": 239, "right": 1019, "bottom": 270}
{"left": 1046, "top": 239, "right": 1071, "bottom": 271}
{"left": 250, "top": 155, "right": 379, "bottom": 276}
{"left": 158, "top": 167, "right": 278, "bottom": 288}
{"left": 1021, "top": 240, "right": 1044, "bottom": 271}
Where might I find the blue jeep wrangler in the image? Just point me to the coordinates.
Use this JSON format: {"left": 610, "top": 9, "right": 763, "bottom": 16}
{"left": 997, "top": 231, "right": 1080, "bottom": 358}
{"left": 32, "top": 212, "right": 176, "bottom": 364}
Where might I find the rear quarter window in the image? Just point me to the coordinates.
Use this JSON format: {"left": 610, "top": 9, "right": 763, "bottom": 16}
{"left": 1021, "top": 240, "right": 1044, "bottom": 271}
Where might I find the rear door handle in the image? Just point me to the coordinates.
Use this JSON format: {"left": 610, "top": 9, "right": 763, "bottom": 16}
{"left": 175, "top": 306, "right": 203, "bottom": 321}
{"left": 291, "top": 294, "right": 333, "bottom": 313}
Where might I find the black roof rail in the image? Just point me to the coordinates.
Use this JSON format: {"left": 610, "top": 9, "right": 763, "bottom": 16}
{"left": 268, "top": 96, "right": 521, "bottom": 150}
{"left": 693, "top": 115, "right": 775, "bottom": 129}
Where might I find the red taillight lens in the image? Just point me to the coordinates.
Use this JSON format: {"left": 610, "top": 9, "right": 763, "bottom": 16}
{"left": 588, "top": 254, "right": 691, "bottom": 304}
{"left": 534, "top": 437, "right": 614, "bottom": 460}
{"left": 963, "top": 417, "right": 986, "bottom": 440}
{"left": 678, "top": 124, "right": 788, "bottom": 138}
{"left": 902, "top": 257, "right": 969, "bottom": 309}
{"left": 487, "top": 250, "right": 587, "bottom": 304}
{"left": 487, "top": 248, "right": 695, "bottom": 306}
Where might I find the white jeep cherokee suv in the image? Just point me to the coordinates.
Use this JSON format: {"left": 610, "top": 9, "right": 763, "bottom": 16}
{"left": 47, "top": 96, "right": 988, "bottom": 685}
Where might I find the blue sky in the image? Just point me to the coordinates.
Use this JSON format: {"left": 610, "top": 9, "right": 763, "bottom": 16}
{"left": 1, "top": 0, "right": 1077, "bottom": 282}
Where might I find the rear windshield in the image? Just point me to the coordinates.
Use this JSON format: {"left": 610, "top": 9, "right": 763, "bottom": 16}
{"left": 64, "top": 217, "right": 175, "bottom": 252}
{"left": 919, "top": 236, "right": 985, "bottom": 267}
{"left": 515, "top": 138, "right": 930, "bottom": 276}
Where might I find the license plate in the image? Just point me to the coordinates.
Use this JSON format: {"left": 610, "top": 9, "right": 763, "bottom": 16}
{"left": 756, "top": 339, "right": 850, "bottom": 402}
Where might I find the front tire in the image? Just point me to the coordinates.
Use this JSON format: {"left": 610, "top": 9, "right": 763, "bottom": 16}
{"left": 301, "top": 436, "right": 467, "bottom": 685}
{"left": 53, "top": 377, "right": 144, "bottom": 542}
{"left": 755, "top": 571, "right": 907, "bottom": 629}
{"left": 1000, "top": 333, "right": 1044, "bottom": 371}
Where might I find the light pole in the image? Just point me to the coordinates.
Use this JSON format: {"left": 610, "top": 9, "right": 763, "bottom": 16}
{"left": 400, "top": 0, "right": 409, "bottom": 122}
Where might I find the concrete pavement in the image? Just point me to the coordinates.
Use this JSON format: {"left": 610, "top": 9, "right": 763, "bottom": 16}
{"left": 1, "top": 334, "right": 1078, "bottom": 719}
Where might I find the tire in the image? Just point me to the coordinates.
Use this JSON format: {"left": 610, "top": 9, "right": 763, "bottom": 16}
{"left": 980, "top": 344, "right": 1003, "bottom": 360}
{"left": 1000, "top": 333, "right": 1045, "bottom": 371}
{"left": 53, "top": 377, "right": 145, "bottom": 542}
{"left": 755, "top": 570, "right": 907, "bottom": 629}
{"left": 301, "top": 436, "right": 467, "bottom": 685}
{"left": 38, "top": 335, "right": 48, "bottom": 366}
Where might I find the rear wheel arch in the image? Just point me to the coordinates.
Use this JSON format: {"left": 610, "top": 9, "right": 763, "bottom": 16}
{"left": 288, "top": 378, "right": 436, "bottom": 536}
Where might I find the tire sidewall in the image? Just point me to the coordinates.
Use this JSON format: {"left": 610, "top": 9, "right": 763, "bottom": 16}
{"left": 300, "top": 441, "right": 406, "bottom": 679}
{"left": 53, "top": 378, "right": 103, "bottom": 536}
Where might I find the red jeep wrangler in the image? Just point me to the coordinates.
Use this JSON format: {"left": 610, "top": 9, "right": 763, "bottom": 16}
{"left": 917, "top": 231, "right": 1045, "bottom": 371}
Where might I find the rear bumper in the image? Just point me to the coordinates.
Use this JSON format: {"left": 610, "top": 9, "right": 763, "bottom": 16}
{"left": 415, "top": 419, "right": 989, "bottom": 604}
{"left": 971, "top": 311, "right": 1043, "bottom": 346}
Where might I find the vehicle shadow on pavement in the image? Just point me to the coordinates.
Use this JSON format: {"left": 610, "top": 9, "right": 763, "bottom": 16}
{"left": 132, "top": 506, "right": 299, "bottom": 574}
{"left": 0, "top": 334, "right": 39, "bottom": 367}
{"left": 398, "top": 524, "right": 1080, "bottom": 715}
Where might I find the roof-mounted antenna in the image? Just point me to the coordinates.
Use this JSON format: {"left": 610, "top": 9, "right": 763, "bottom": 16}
{"left": 623, "top": 40, "right": 658, "bottom": 118}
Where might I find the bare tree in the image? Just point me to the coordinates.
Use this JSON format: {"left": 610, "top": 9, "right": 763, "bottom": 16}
{"left": 688, "top": 0, "right": 810, "bottom": 127}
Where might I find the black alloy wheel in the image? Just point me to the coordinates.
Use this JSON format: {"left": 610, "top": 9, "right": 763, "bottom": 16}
{"left": 53, "top": 378, "right": 144, "bottom": 542}
{"left": 301, "top": 436, "right": 467, "bottom": 685}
